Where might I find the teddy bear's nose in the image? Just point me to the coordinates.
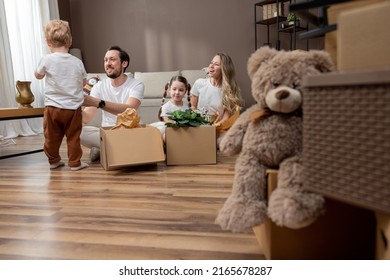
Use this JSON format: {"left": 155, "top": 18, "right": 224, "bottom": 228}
{"left": 275, "top": 90, "right": 289, "bottom": 100}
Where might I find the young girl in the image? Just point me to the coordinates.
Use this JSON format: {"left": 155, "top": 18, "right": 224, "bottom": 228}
{"left": 150, "top": 76, "right": 191, "bottom": 137}
{"left": 190, "top": 53, "right": 242, "bottom": 145}
{"left": 35, "top": 20, "right": 88, "bottom": 171}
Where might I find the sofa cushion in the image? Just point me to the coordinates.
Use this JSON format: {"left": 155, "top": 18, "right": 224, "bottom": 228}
{"left": 135, "top": 71, "right": 180, "bottom": 99}
{"left": 181, "top": 69, "right": 207, "bottom": 86}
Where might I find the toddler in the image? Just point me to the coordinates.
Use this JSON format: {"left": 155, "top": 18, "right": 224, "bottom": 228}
{"left": 35, "top": 19, "right": 88, "bottom": 171}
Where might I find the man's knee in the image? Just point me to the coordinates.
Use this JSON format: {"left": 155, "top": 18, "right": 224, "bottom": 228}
{"left": 80, "top": 126, "right": 100, "bottom": 148}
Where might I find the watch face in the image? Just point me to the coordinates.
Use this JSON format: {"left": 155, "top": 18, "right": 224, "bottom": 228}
{"left": 99, "top": 100, "right": 105, "bottom": 108}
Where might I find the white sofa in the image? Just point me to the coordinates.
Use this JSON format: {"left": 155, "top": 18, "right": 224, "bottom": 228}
{"left": 86, "top": 69, "right": 207, "bottom": 126}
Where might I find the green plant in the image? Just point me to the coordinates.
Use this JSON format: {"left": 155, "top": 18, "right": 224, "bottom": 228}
{"left": 165, "top": 109, "right": 210, "bottom": 127}
{"left": 287, "top": 13, "right": 300, "bottom": 22}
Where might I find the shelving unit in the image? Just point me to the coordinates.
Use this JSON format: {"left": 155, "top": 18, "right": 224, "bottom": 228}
{"left": 254, "top": 0, "right": 309, "bottom": 50}
{"left": 254, "top": 0, "right": 288, "bottom": 50}
{"left": 279, "top": 22, "right": 309, "bottom": 50}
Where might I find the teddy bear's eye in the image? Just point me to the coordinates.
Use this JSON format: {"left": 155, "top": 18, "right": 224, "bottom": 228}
{"left": 292, "top": 82, "right": 300, "bottom": 89}
{"left": 272, "top": 82, "right": 280, "bottom": 88}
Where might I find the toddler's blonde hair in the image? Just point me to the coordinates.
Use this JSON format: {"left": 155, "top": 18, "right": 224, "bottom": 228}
{"left": 45, "top": 19, "right": 72, "bottom": 48}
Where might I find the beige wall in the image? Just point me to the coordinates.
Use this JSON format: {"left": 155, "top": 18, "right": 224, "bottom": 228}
{"left": 60, "top": 0, "right": 323, "bottom": 109}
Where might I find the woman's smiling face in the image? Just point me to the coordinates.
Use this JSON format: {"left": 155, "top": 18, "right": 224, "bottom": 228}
{"left": 208, "top": 55, "right": 222, "bottom": 80}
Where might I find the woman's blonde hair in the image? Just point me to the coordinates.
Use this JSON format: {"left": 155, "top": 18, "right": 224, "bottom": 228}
{"left": 218, "top": 52, "right": 242, "bottom": 113}
{"left": 45, "top": 19, "right": 72, "bottom": 48}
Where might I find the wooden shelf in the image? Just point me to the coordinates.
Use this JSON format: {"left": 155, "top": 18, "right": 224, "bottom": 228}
{"left": 279, "top": 24, "right": 308, "bottom": 33}
{"left": 0, "top": 107, "right": 44, "bottom": 121}
{"left": 0, "top": 107, "right": 44, "bottom": 159}
{"left": 256, "top": 16, "right": 287, "bottom": 25}
{"left": 255, "top": 0, "right": 289, "bottom": 7}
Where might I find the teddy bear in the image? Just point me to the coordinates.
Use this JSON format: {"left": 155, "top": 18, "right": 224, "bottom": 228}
{"left": 215, "top": 46, "right": 335, "bottom": 233}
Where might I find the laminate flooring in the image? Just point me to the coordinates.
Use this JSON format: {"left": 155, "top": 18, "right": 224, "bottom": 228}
{"left": 0, "top": 134, "right": 265, "bottom": 260}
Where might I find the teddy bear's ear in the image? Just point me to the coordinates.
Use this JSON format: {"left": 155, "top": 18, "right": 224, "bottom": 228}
{"left": 306, "top": 50, "right": 335, "bottom": 73}
{"left": 247, "top": 46, "right": 278, "bottom": 79}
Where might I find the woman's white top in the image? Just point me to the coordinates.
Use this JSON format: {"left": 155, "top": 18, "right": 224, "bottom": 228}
{"left": 191, "top": 78, "right": 224, "bottom": 119}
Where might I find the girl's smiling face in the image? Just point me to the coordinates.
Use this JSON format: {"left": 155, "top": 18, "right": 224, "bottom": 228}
{"left": 169, "top": 81, "right": 187, "bottom": 103}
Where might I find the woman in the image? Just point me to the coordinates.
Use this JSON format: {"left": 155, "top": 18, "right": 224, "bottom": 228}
{"left": 190, "top": 53, "right": 242, "bottom": 144}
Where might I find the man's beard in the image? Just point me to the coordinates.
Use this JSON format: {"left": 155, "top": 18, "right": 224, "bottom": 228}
{"left": 106, "top": 68, "right": 122, "bottom": 79}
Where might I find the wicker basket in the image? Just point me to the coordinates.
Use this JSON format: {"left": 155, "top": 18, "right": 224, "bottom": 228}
{"left": 302, "top": 69, "right": 390, "bottom": 214}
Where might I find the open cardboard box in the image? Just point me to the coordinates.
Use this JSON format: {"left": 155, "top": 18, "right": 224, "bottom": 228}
{"left": 253, "top": 169, "right": 376, "bottom": 259}
{"left": 100, "top": 125, "right": 165, "bottom": 171}
{"left": 165, "top": 126, "right": 216, "bottom": 165}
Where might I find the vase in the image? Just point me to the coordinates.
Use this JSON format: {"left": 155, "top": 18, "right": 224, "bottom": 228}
{"left": 288, "top": 20, "right": 300, "bottom": 27}
{"left": 16, "top": 80, "right": 35, "bottom": 108}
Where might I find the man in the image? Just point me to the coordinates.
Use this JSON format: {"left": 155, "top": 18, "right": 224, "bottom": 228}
{"left": 81, "top": 46, "right": 144, "bottom": 161}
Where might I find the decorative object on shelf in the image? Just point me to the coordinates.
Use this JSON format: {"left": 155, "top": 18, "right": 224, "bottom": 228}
{"left": 15, "top": 81, "right": 35, "bottom": 108}
{"left": 287, "top": 12, "right": 300, "bottom": 25}
{"left": 263, "top": 2, "right": 284, "bottom": 20}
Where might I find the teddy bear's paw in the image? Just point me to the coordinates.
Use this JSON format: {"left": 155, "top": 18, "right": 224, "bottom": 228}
{"left": 268, "top": 188, "right": 325, "bottom": 229}
{"left": 216, "top": 197, "right": 268, "bottom": 233}
{"left": 219, "top": 138, "right": 241, "bottom": 156}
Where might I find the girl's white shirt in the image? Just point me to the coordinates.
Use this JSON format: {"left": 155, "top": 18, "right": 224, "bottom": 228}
{"left": 160, "top": 100, "right": 189, "bottom": 117}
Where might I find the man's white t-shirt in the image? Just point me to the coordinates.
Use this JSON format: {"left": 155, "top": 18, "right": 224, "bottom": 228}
{"left": 90, "top": 76, "right": 144, "bottom": 127}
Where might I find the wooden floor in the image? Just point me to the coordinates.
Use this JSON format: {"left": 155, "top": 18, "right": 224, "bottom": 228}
{"left": 0, "top": 134, "right": 265, "bottom": 260}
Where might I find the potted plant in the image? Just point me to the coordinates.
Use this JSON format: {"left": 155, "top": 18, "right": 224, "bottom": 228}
{"left": 165, "top": 109, "right": 210, "bottom": 127}
{"left": 287, "top": 13, "right": 300, "bottom": 26}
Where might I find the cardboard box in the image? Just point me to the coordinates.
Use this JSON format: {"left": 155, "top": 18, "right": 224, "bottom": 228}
{"left": 325, "top": 0, "right": 386, "bottom": 68}
{"left": 376, "top": 212, "right": 390, "bottom": 259}
{"left": 100, "top": 126, "right": 165, "bottom": 170}
{"left": 165, "top": 126, "right": 216, "bottom": 165}
{"left": 252, "top": 169, "right": 376, "bottom": 260}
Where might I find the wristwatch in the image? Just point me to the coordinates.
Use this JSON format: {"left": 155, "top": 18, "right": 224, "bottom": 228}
{"left": 97, "top": 100, "right": 106, "bottom": 109}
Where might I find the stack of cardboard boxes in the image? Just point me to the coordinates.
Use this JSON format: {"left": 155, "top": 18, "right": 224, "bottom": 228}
{"left": 253, "top": 0, "right": 390, "bottom": 260}
{"left": 303, "top": 0, "right": 390, "bottom": 260}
